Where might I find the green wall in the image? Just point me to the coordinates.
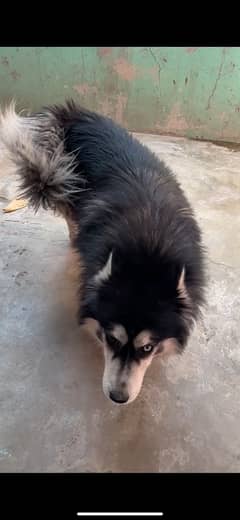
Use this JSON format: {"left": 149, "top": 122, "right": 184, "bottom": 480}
{"left": 1, "top": 47, "right": 240, "bottom": 142}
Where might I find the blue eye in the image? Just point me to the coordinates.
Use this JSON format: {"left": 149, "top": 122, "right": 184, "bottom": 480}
{"left": 141, "top": 344, "right": 153, "bottom": 354}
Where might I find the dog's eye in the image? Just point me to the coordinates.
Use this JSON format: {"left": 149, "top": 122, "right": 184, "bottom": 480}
{"left": 106, "top": 333, "right": 121, "bottom": 349}
{"left": 141, "top": 344, "right": 154, "bottom": 354}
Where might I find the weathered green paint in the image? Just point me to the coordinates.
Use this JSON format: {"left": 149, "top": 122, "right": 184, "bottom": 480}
{"left": 1, "top": 47, "right": 240, "bottom": 142}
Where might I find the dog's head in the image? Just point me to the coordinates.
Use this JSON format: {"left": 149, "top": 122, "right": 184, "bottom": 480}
{"left": 80, "top": 248, "right": 199, "bottom": 404}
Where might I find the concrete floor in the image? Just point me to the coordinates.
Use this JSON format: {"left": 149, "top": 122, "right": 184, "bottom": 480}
{"left": 0, "top": 135, "right": 240, "bottom": 473}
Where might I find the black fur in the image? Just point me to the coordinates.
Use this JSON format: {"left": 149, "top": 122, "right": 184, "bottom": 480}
{"left": 1, "top": 100, "right": 205, "bottom": 357}
{"left": 51, "top": 102, "right": 206, "bottom": 348}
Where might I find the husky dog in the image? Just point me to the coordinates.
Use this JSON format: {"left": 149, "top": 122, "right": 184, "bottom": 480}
{"left": 0, "top": 101, "right": 205, "bottom": 404}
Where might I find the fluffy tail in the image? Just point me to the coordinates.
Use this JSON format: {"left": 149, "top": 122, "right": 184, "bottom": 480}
{"left": 0, "top": 101, "right": 85, "bottom": 212}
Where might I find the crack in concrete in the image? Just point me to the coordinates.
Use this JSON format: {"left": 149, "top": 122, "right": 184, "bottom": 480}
{"left": 209, "top": 258, "right": 240, "bottom": 271}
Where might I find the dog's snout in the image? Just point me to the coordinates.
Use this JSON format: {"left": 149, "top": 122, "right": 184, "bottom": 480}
{"left": 109, "top": 390, "right": 129, "bottom": 404}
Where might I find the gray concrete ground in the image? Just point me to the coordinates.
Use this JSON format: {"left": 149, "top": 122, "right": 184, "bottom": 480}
{"left": 0, "top": 135, "right": 240, "bottom": 472}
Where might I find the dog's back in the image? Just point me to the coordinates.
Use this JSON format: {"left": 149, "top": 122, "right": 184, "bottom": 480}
{"left": 0, "top": 99, "right": 205, "bottom": 310}
{"left": 0, "top": 100, "right": 206, "bottom": 403}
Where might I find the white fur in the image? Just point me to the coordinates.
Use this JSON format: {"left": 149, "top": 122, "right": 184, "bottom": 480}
{"left": 94, "top": 251, "right": 113, "bottom": 284}
{"left": 110, "top": 324, "right": 128, "bottom": 345}
{"left": 102, "top": 344, "right": 153, "bottom": 404}
{"left": 178, "top": 266, "right": 185, "bottom": 292}
{"left": 0, "top": 102, "right": 82, "bottom": 211}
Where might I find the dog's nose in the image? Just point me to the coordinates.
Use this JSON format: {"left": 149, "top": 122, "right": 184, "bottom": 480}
{"left": 109, "top": 390, "right": 129, "bottom": 404}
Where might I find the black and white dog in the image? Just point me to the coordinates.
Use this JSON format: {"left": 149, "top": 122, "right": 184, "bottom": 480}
{"left": 0, "top": 101, "right": 205, "bottom": 404}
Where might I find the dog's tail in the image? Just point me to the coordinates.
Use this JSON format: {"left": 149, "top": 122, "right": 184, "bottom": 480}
{"left": 0, "top": 101, "right": 85, "bottom": 212}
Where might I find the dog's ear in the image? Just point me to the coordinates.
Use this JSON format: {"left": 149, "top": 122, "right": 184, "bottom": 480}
{"left": 94, "top": 251, "right": 112, "bottom": 284}
{"left": 94, "top": 249, "right": 125, "bottom": 284}
{"left": 177, "top": 266, "right": 188, "bottom": 298}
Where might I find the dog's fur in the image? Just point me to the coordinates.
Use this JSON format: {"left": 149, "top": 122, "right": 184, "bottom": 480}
{"left": 0, "top": 100, "right": 205, "bottom": 404}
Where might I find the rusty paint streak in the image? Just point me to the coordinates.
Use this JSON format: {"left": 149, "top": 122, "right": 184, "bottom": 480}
{"left": 186, "top": 47, "right": 199, "bottom": 53}
{"left": 97, "top": 47, "right": 112, "bottom": 58}
{"left": 98, "top": 98, "right": 112, "bottom": 116}
{"left": 206, "top": 49, "right": 226, "bottom": 110}
{"left": 115, "top": 94, "right": 128, "bottom": 124}
{"left": 164, "top": 103, "right": 189, "bottom": 133}
{"left": 112, "top": 58, "right": 137, "bottom": 81}
{"left": 148, "top": 66, "right": 159, "bottom": 82}
{"left": 73, "top": 83, "right": 97, "bottom": 96}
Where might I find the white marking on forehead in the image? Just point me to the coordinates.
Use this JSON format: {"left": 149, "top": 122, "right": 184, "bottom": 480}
{"left": 110, "top": 324, "right": 128, "bottom": 345}
{"left": 133, "top": 330, "right": 152, "bottom": 349}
